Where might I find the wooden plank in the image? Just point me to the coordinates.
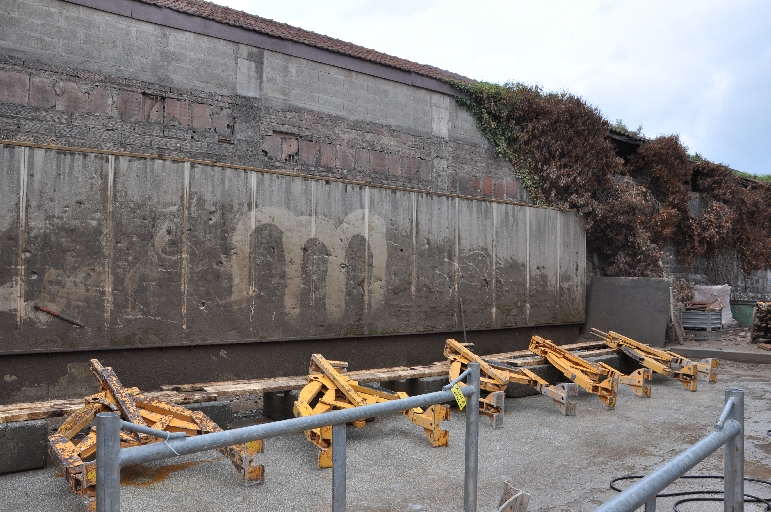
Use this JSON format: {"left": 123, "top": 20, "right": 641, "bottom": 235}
{"left": 0, "top": 391, "right": 217, "bottom": 424}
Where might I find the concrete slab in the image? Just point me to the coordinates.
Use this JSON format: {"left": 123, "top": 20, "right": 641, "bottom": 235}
{"left": 185, "top": 401, "right": 232, "bottom": 430}
{"left": 584, "top": 276, "right": 670, "bottom": 347}
{"left": 2, "top": 364, "right": 769, "bottom": 510}
{"left": 0, "top": 419, "right": 47, "bottom": 474}
{"left": 670, "top": 347, "right": 771, "bottom": 365}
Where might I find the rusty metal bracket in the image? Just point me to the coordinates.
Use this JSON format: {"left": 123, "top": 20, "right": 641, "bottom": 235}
{"left": 293, "top": 354, "right": 449, "bottom": 468}
{"left": 445, "top": 338, "right": 577, "bottom": 423}
{"left": 48, "top": 359, "right": 263, "bottom": 510}
{"left": 528, "top": 336, "right": 619, "bottom": 409}
{"left": 591, "top": 328, "right": 719, "bottom": 391}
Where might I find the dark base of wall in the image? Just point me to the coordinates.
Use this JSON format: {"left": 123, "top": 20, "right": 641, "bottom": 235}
{"left": 0, "top": 325, "right": 579, "bottom": 404}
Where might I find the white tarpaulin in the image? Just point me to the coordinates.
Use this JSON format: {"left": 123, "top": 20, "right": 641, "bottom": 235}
{"left": 693, "top": 285, "right": 734, "bottom": 326}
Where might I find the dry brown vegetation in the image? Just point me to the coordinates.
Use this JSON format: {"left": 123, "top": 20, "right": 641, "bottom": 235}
{"left": 450, "top": 80, "right": 771, "bottom": 277}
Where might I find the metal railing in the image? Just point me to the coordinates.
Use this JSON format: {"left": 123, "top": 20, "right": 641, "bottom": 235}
{"left": 95, "top": 362, "right": 481, "bottom": 512}
{"left": 595, "top": 388, "right": 745, "bottom": 512}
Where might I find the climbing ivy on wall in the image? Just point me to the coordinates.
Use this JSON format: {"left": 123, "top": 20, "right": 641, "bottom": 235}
{"left": 447, "top": 79, "right": 771, "bottom": 278}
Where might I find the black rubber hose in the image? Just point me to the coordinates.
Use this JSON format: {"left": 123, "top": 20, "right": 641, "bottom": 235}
{"left": 609, "top": 474, "right": 771, "bottom": 511}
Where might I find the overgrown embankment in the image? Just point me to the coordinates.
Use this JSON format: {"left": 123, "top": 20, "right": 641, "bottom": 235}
{"left": 448, "top": 80, "right": 771, "bottom": 278}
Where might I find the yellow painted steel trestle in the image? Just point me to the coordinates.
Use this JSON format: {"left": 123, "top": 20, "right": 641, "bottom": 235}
{"left": 293, "top": 354, "right": 449, "bottom": 468}
{"left": 590, "top": 329, "right": 718, "bottom": 391}
{"left": 444, "top": 338, "right": 577, "bottom": 427}
{"left": 48, "top": 360, "right": 263, "bottom": 510}
{"left": 528, "top": 336, "right": 652, "bottom": 409}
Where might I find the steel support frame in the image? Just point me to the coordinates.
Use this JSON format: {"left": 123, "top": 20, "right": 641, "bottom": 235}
{"left": 595, "top": 388, "right": 744, "bottom": 512}
{"left": 96, "top": 363, "right": 482, "bottom": 512}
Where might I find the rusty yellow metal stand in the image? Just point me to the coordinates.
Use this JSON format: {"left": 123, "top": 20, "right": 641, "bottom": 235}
{"left": 591, "top": 329, "right": 718, "bottom": 391}
{"left": 444, "top": 338, "right": 577, "bottom": 427}
{"left": 528, "top": 336, "right": 628, "bottom": 409}
{"left": 49, "top": 360, "right": 263, "bottom": 510}
{"left": 293, "top": 354, "right": 450, "bottom": 468}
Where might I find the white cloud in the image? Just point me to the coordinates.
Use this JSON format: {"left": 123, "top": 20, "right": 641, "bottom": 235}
{"left": 216, "top": 0, "right": 771, "bottom": 174}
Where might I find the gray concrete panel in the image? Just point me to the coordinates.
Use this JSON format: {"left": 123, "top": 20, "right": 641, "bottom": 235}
{"left": 0, "top": 145, "right": 584, "bottom": 354}
{"left": 528, "top": 208, "right": 559, "bottom": 325}
{"left": 0, "top": 145, "right": 22, "bottom": 333}
{"left": 495, "top": 204, "right": 528, "bottom": 327}
{"left": 109, "top": 157, "right": 184, "bottom": 348}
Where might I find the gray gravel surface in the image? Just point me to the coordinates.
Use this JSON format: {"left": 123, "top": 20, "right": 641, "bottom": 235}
{"left": 1, "top": 363, "right": 770, "bottom": 511}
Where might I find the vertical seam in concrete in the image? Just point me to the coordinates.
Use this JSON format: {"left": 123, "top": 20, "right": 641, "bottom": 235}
{"left": 453, "top": 196, "right": 459, "bottom": 327}
{"left": 492, "top": 202, "right": 497, "bottom": 326}
{"left": 16, "top": 147, "right": 28, "bottom": 327}
{"left": 249, "top": 171, "right": 257, "bottom": 330}
{"left": 525, "top": 207, "right": 530, "bottom": 326}
{"left": 363, "top": 186, "right": 370, "bottom": 314}
{"left": 310, "top": 180, "right": 316, "bottom": 308}
{"left": 181, "top": 162, "right": 190, "bottom": 330}
{"left": 411, "top": 192, "right": 417, "bottom": 301}
{"left": 105, "top": 155, "right": 114, "bottom": 330}
{"left": 556, "top": 213, "right": 561, "bottom": 324}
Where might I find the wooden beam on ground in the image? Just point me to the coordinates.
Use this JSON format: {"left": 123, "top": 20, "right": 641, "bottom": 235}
{"left": 0, "top": 390, "right": 217, "bottom": 424}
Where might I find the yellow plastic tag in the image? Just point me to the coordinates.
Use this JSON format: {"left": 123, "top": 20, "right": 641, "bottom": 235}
{"left": 451, "top": 384, "right": 466, "bottom": 410}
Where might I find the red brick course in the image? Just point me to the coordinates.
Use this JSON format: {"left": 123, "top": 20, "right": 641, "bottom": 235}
{"left": 402, "top": 156, "right": 419, "bottom": 179}
{"left": 116, "top": 91, "right": 143, "bottom": 121}
{"left": 320, "top": 143, "right": 335, "bottom": 167}
{"left": 211, "top": 107, "right": 232, "bottom": 134}
{"left": 481, "top": 176, "right": 493, "bottom": 196}
{"left": 262, "top": 134, "right": 281, "bottom": 159}
{"left": 143, "top": 95, "right": 163, "bottom": 122}
{"left": 0, "top": 71, "right": 29, "bottom": 106}
{"left": 299, "top": 140, "right": 319, "bottom": 165}
{"left": 56, "top": 82, "right": 88, "bottom": 113}
{"left": 493, "top": 178, "right": 505, "bottom": 199}
{"left": 29, "top": 77, "right": 54, "bottom": 109}
{"left": 371, "top": 150, "right": 387, "bottom": 174}
{"left": 165, "top": 98, "right": 190, "bottom": 127}
{"left": 191, "top": 102, "right": 211, "bottom": 130}
{"left": 354, "top": 147, "right": 370, "bottom": 171}
{"left": 387, "top": 154, "right": 401, "bottom": 176}
{"left": 89, "top": 86, "right": 111, "bottom": 115}
{"left": 419, "top": 159, "right": 431, "bottom": 181}
{"left": 505, "top": 180, "right": 518, "bottom": 200}
{"left": 281, "top": 137, "right": 298, "bottom": 161}
{"left": 337, "top": 145, "right": 354, "bottom": 170}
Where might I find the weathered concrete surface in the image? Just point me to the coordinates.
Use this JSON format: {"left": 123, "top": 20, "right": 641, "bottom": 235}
{"left": 0, "top": 145, "right": 585, "bottom": 355}
{"left": 0, "top": 419, "right": 47, "bottom": 474}
{"left": 583, "top": 276, "right": 670, "bottom": 347}
{"left": 0, "top": 363, "right": 768, "bottom": 510}
{"left": 0, "top": 325, "right": 579, "bottom": 404}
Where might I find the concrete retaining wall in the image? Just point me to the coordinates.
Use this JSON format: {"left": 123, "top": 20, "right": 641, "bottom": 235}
{"left": 0, "top": 144, "right": 585, "bottom": 355}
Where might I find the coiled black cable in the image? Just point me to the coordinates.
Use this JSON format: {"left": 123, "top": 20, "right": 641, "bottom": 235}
{"left": 610, "top": 475, "right": 771, "bottom": 511}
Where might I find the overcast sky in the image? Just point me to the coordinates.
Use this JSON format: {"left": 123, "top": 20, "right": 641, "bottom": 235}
{"left": 215, "top": 0, "right": 771, "bottom": 175}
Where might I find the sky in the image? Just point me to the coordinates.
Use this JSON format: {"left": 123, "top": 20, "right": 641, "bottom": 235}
{"left": 214, "top": 0, "right": 771, "bottom": 175}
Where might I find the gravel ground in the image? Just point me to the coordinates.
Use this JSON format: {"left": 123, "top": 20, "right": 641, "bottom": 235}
{"left": 2, "top": 363, "right": 770, "bottom": 511}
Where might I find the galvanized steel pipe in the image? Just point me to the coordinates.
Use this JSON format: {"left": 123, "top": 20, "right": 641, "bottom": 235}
{"left": 595, "top": 389, "right": 744, "bottom": 512}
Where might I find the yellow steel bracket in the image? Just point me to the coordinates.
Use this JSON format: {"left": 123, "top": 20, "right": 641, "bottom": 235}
{"left": 294, "top": 354, "right": 449, "bottom": 468}
{"left": 48, "top": 359, "right": 263, "bottom": 510}
{"left": 529, "top": 336, "right": 619, "bottom": 409}
{"left": 590, "top": 328, "right": 719, "bottom": 391}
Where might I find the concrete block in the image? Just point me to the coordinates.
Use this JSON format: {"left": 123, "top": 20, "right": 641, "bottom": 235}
{"left": 29, "top": 77, "right": 54, "bottom": 109}
{"left": 583, "top": 277, "right": 670, "bottom": 347}
{"left": 263, "top": 390, "right": 300, "bottom": 421}
{"left": 380, "top": 379, "right": 412, "bottom": 394}
{"left": 412, "top": 376, "right": 448, "bottom": 395}
{"left": 0, "top": 70, "right": 29, "bottom": 106}
{"left": 0, "top": 420, "right": 47, "bottom": 474}
{"left": 236, "top": 56, "right": 261, "bottom": 99}
{"left": 185, "top": 401, "right": 232, "bottom": 430}
{"left": 212, "top": 107, "right": 232, "bottom": 134}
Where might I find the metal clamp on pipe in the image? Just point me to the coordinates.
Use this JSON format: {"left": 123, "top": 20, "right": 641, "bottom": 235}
{"left": 120, "top": 421, "right": 187, "bottom": 440}
{"left": 714, "top": 396, "right": 735, "bottom": 431}
{"left": 443, "top": 367, "right": 472, "bottom": 390}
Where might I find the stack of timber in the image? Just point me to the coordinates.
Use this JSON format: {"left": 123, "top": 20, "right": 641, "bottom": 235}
{"left": 752, "top": 302, "right": 771, "bottom": 343}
